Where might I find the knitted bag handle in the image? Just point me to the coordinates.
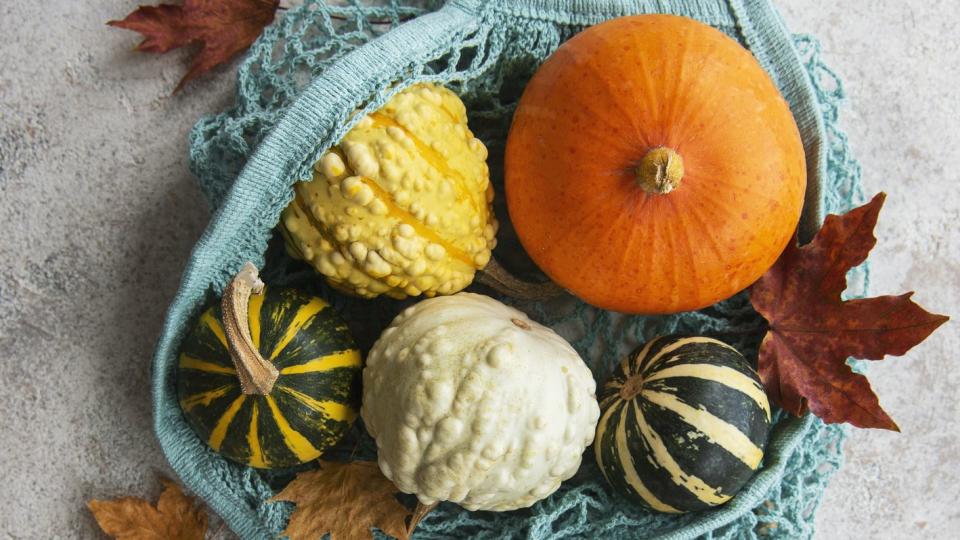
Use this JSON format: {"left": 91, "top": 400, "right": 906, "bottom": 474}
{"left": 175, "top": 1, "right": 826, "bottom": 296}
{"left": 156, "top": 1, "right": 850, "bottom": 538}
{"left": 730, "top": 0, "right": 827, "bottom": 242}
{"left": 155, "top": 8, "right": 501, "bottom": 539}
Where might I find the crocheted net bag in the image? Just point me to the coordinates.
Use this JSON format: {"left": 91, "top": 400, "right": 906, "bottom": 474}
{"left": 156, "top": 0, "right": 866, "bottom": 538}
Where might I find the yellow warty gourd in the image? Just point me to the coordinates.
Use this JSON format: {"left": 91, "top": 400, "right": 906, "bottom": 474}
{"left": 280, "top": 83, "right": 497, "bottom": 299}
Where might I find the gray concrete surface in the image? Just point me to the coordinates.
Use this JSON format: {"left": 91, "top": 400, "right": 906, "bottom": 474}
{"left": 0, "top": 1, "right": 956, "bottom": 538}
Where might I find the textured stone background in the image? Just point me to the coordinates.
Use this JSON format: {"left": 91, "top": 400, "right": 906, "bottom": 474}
{"left": 0, "top": 1, "right": 956, "bottom": 538}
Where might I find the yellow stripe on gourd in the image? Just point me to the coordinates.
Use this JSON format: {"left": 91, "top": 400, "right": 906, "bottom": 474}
{"left": 277, "top": 385, "right": 356, "bottom": 423}
{"left": 280, "top": 349, "right": 361, "bottom": 375}
{"left": 268, "top": 298, "right": 328, "bottom": 361}
{"left": 628, "top": 337, "right": 659, "bottom": 376}
{"left": 248, "top": 291, "right": 265, "bottom": 350}
{"left": 632, "top": 401, "right": 731, "bottom": 506}
{"left": 594, "top": 400, "right": 622, "bottom": 479}
{"left": 265, "top": 395, "right": 320, "bottom": 462}
{"left": 644, "top": 363, "right": 771, "bottom": 422}
{"left": 599, "top": 394, "right": 621, "bottom": 411}
{"left": 642, "top": 390, "right": 764, "bottom": 469}
{"left": 368, "top": 111, "right": 482, "bottom": 219}
{"left": 639, "top": 337, "right": 738, "bottom": 376}
{"left": 618, "top": 357, "right": 633, "bottom": 379}
{"left": 207, "top": 394, "right": 247, "bottom": 451}
{"left": 178, "top": 355, "right": 236, "bottom": 376}
{"left": 353, "top": 174, "right": 477, "bottom": 270}
{"left": 615, "top": 401, "right": 680, "bottom": 513}
{"left": 247, "top": 402, "right": 268, "bottom": 469}
{"left": 180, "top": 385, "right": 234, "bottom": 411}
{"left": 200, "top": 311, "right": 229, "bottom": 349}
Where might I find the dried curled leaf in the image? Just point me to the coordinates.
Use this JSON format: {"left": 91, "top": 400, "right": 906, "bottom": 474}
{"left": 108, "top": 0, "right": 279, "bottom": 92}
{"left": 87, "top": 477, "right": 207, "bottom": 539}
{"left": 271, "top": 461, "right": 434, "bottom": 540}
{"left": 751, "top": 193, "right": 948, "bottom": 430}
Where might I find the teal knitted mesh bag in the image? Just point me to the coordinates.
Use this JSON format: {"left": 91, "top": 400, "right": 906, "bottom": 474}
{"left": 157, "top": 0, "right": 866, "bottom": 538}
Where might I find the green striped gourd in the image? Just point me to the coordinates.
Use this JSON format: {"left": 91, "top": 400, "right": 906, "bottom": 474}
{"left": 595, "top": 335, "right": 771, "bottom": 513}
{"left": 177, "top": 263, "right": 361, "bottom": 469}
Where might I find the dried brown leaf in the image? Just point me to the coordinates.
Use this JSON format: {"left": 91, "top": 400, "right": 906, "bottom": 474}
{"left": 750, "top": 193, "right": 949, "bottom": 429}
{"left": 108, "top": 0, "right": 279, "bottom": 92}
{"left": 88, "top": 477, "right": 207, "bottom": 539}
{"left": 271, "top": 461, "right": 434, "bottom": 540}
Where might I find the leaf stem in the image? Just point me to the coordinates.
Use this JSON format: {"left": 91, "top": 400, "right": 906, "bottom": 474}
{"left": 702, "top": 328, "right": 765, "bottom": 340}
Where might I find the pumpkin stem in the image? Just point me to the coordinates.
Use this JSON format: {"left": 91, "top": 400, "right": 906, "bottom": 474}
{"left": 222, "top": 262, "right": 279, "bottom": 395}
{"left": 635, "top": 147, "right": 684, "bottom": 194}
{"left": 619, "top": 374, "right": 645, "bottom": 401}
{"left": 476, "top": 257, "right": 566, "bottom": 300}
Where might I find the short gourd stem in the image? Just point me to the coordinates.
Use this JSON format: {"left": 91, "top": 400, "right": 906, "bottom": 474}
{"left": 619, "top": 374, "right": 645, "bottom": 401}
{"left": 635, "top": 147, "right": 684, "bottom": 194}
{"left": 407, "top": 502, "right": 438, "bottom": 536}
{"left": 476, "top": 257, "right": 566, "bottom": 300}
{"left": 222, "top": 262, "right": 279, "bottom": 395}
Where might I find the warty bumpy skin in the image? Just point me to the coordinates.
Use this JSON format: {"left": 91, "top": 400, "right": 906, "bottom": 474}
{"left": 280, "top": 84, "right": 497, "bottom": 299}
{"left": 362, "top": 293, "right": 601, "bottom": 511}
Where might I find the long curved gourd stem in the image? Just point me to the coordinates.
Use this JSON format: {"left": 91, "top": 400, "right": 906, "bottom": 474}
{"left": 475, "top": 257, "right": 566, "bottom": 300}
{"left": 222, "top": 262, "right": 279, "bottom": 395}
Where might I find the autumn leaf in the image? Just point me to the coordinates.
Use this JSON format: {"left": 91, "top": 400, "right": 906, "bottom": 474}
{"left": 108, "top": 0, "right": 279, "bottom": 93}
{"left": 88, "top": 477, "right": 207, "bottom": 539}
{"left": 750, "top": 193, "right": 948, "bottom": 430}
{"left": 271, "top": 460, "right": 434, "bottom": 540}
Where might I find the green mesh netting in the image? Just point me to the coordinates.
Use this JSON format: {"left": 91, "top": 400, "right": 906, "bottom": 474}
{"left": 156, "top": 1, "right": 865, "bottom": 538}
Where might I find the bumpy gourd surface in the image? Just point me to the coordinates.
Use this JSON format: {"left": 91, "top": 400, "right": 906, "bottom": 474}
{"left": 281, "top": 84, "right": 496, "bottom": 299}
{"left": 362, "top": 293, "right": 600, "bottom": 511}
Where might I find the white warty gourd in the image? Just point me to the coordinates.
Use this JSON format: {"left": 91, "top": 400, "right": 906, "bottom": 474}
{"left": 362, "top": 293, "right": 600, "bottom": 511}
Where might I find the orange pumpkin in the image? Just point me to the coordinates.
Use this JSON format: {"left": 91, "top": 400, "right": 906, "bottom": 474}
{"left": 505, "top": 15, "right": 806, "bottom": 314}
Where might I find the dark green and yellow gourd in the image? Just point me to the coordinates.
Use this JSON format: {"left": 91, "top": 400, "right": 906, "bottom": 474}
{"left": 177, "top": 264, "right": 361, "bottom": 469}
{"left": 595, "top": 335, "right": 771, "bottom": 513}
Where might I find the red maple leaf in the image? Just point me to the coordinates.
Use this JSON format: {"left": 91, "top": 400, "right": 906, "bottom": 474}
{"left": 108, "top": 0, "right": 279, "bottom": 93}
{"left": 750, "top": 193, "right": 948, "bottom": 430}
